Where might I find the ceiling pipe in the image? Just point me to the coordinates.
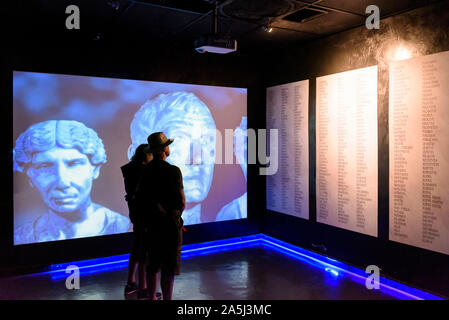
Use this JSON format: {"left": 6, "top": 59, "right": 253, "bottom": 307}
{"left": 175, "top": 0, "right": 231, "bottom": 35}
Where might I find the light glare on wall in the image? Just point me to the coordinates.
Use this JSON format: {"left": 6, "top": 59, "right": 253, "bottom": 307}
{"left": 392, "top": 46, "right": 412, "bottom": 61}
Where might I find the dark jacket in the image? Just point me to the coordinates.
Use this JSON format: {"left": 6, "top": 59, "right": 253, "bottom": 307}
{"left": 134, "top": 159, "right": 185, "bottom": 232}
{"left": 120, "top": 161, "right": 147, "bottom": 224}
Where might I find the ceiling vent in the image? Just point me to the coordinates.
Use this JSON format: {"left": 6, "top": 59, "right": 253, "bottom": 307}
{"left": 222, "top": 0, "right": 295, "bottom": 21}
{"left": 282, "top": 5, "right": 328, "bottom": 23}
{"left": 136, "top": 0, "right": 212, "bottom": 14}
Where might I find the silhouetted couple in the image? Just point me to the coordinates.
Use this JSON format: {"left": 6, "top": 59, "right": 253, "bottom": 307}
{"left": 121, "top": 132, "right": 185, "bottom": 300}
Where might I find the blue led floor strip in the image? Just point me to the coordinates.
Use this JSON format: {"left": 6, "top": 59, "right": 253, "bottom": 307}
{"left": 40, "top": 235, "right": 262, "bottom": 280}
{"left": 28, "top": 233, "right": 445, "bottom": 300}
{"left": 258, "top": 234, "right": 444, "bottom": 300}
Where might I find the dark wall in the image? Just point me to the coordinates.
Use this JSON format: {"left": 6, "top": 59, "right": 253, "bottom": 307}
{"left": 0, "top": 44, "right": 263, "bottom": 274}
{"left": 259, "top": 1, "right": 449, "bottom": 297}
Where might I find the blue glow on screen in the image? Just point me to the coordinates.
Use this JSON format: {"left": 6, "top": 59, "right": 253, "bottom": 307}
{"left": 13, "top": 71, "right": 248, "bottom": 245}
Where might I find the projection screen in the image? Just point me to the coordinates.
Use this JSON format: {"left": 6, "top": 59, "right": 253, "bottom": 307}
{"left": 13, "top": 71, "right": 247, "bottom": 245}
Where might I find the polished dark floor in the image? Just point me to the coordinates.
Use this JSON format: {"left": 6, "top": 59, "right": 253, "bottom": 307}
{"left": 0, "top": 246, "right": 396, "bottom": 300}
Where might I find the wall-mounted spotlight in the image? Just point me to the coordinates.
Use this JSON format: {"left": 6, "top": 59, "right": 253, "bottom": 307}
{"left": 264, "top": 25, "right": 273, "bottom": 33}
{"left": 107, "top": 1, "right": 120, "bottom": 11}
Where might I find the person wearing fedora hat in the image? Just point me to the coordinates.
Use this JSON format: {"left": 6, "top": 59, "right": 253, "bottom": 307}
{"left": 145, "top": 132, "right": 174, "bottom": 154}
{"left": 134, "top": 131, "right": 185, "bottom": 300}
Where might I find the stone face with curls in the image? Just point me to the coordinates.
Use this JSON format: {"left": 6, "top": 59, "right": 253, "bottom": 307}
{"left": 128, "top": 91, "right": 215, "bottom": 159}
{"left": 14, "top": 120, "right": 107, "bottom": 173}
{"left": 13, "top": 120, "right": 129, "bottom": 245}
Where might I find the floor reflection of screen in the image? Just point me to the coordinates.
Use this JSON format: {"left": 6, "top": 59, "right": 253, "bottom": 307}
{"left": 13, "top": 71, "right": 247, "bottom": 245}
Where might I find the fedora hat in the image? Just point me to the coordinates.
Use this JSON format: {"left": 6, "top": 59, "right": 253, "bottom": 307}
{"left": 144, "top": 132, "right": 174, "bottom": 153}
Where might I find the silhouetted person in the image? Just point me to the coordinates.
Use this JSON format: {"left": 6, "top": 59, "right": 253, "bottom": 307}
{"left": 135, "top": 132, "right": 185, "bottom": 300}
{"left": 121, "top": 144, "right": 152, "bottom": 295}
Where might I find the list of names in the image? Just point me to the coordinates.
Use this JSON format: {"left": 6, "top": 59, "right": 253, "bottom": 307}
{"left": 316, "top": 66, "right": 378, "bottom": 237}
{"left": 389, "top": 50, "right": 449, "bottom": 255}
{"left": 266, "top": 80, "right": 309, "bottom": 219}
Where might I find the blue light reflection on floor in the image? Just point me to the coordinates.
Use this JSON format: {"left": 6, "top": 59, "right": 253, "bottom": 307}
{"left": 258, "top": 234, "right": 445, "bottom": 300}
{"left": 45, "top": 235, "right": 262, "bottom": 280}
{"left": 32, "top": 233, "right": 444, "bottom": 300}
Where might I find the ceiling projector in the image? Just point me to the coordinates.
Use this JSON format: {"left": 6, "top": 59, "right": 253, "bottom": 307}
{"left": 194, "top": 35, "right": 237, "bottom": 54}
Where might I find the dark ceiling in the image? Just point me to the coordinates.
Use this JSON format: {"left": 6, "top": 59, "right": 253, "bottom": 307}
{"left": 10, "top": 0, "right": 441, "bottom": 54}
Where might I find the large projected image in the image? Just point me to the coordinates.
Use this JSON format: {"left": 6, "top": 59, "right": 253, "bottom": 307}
{"left": 13, "top": 71, "right": 247, "bottom": 245}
